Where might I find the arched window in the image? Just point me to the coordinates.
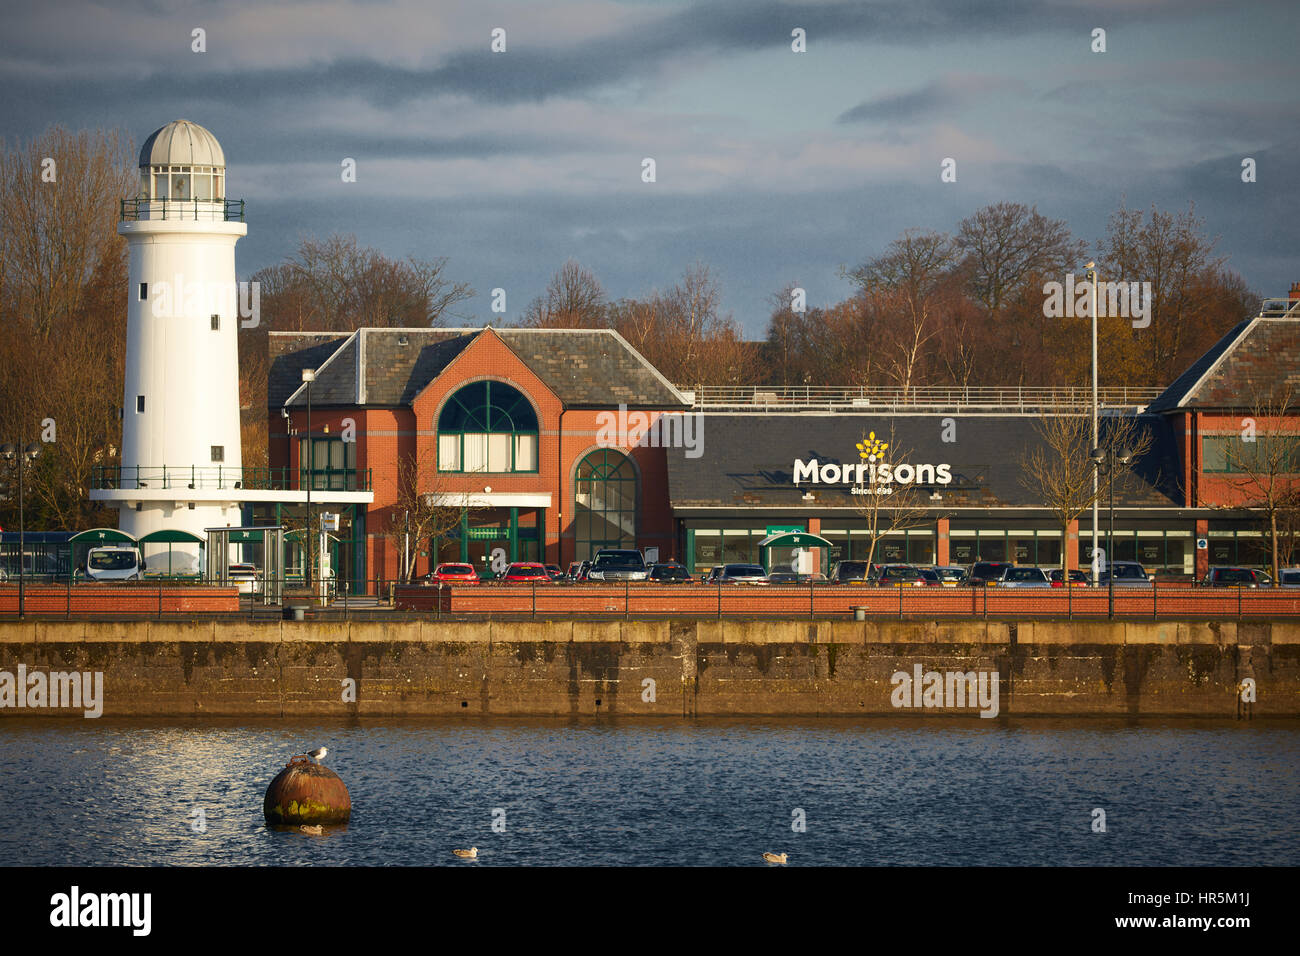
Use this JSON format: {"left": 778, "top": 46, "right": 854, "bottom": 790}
{"left": 437, "top": 381, "right": 539, "bottom": 473}
{"left": 574, "top": 449, "right": 637, "bottom": 560}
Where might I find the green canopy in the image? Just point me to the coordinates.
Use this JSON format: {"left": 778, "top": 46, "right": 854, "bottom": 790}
{"left": 70, "top": 528, "right": 136, "bottom": 544}
{"left": 138, "top": 529, "right": 205, "bottom": 544}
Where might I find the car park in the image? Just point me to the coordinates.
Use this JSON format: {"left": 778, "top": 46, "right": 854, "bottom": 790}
{"left": 1201, "top": 566, "right": 1273, "bottom": 588}
{"left": 962, "top": 562, "right": 1012, "bottom": 587}
{"left": 585, "top": 549, "right": 649, "bottom": 582}
{"left": 996, "top": 566, "right": 1052, "bottom": 588}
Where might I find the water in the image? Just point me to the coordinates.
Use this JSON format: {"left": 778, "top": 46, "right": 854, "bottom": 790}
{"left": 0, "top": 717, "right": 1295, "bottom": 866}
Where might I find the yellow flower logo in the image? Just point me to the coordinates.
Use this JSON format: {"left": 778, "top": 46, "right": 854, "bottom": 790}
{"left": 856, "top": 430, "right": 888, "bottom": 463}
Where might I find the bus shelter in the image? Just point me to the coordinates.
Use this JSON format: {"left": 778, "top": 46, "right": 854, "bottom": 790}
{"left": 205, "top": 526, "right": 286, "bottom": 605}
{"left": 137, "top": 529, "right": 204, "bottom": 578}
{"left": 756, "top": 531, "right": 834, "bottom": 576}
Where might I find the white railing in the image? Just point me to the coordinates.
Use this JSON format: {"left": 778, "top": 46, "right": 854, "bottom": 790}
{"left": 677, "top": 385, "right": 1164, "bottom": 412}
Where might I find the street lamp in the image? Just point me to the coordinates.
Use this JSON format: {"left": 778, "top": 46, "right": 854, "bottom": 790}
{"left": 1, "top": 442, "right": 42, "bottom": 618}
{"left": 301, "top": 368, "right": 315, "bottom": 590}
{"left": 1091, "top": 443, "right": 1133, "bottom": 618}
{"left": 1085, "top": 260, "right": 1099, "bottom": 584}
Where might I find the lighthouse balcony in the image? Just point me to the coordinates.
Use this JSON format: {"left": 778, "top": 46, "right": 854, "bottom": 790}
{"left": 120, "top": 198, "right": 246, "bottom": 223}
{"left": 91, "top": 465, "right": 372, "bottom": 500}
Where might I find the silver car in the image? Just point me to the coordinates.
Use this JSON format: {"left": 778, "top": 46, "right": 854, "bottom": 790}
{"left": 996, "top": 566, "right": 1052, "bottom": 588}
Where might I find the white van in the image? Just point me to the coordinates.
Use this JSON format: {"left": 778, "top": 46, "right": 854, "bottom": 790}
{"left": 83, "top": 546, "right": 144, "bottom": 582}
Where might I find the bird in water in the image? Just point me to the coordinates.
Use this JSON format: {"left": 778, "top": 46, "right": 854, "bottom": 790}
{"left": 300, "top": 825, "right": 324, "bottom": 836}
{"left": 453, "top": 847, "right": 478, "bottom": 859}
{"left": 762, "top": 852, "right": 787, "bottom": 864}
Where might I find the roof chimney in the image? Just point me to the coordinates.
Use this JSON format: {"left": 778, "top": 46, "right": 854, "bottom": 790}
{"left": 1291, "top": 281, "right": 1300, "bottom": 300}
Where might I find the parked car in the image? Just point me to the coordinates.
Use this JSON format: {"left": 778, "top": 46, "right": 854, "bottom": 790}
{"left": 929, "top": 566, "right": 965, "bottom": 587}
{"left": 996, "top": 566, "right": 1052, "bottom": 588}
{"left": 869, "top": 564, "right": 928, "bottom": 587}
{"left": 421, "top": 563, "right": 479, "bottom": 585}
{"left": 499, "top": 562, "right": 551, "bottom": 584}
{"left": 829, "top": 560, "right": 873, "bottom": 584}
{"left": 1201, "top": 566, "right": 1272, "bottom": 588}
{"left": 566, "top": 562, "right": 585, "bottom": 582}
{"left": 1048, "top": 568, "right": 1090, "bottom": 588}
{"left": 543, "top": 564, "right": 566, "bottom": 583}
{"left": 228, "top": 563, "right": 261, "bottom": 594}
{"left": 1098, "top": 561, "right": 1154, "bottom": 587}
{"left": 81, "top": 546, "right": 144, "bottom": 582}
{"left": 586, "top": 549, "right": 649, "bottom": 582}
{"left": 648, "top": 562, "right": 692, "bottom": 583}
{"left": 1277, "top": 567, "right": 1300, "bottom": 588}
{"left": 962, "top": 562, "right": 1012, "bottom": 587}
{"left": 715, "top": 564, "right": 769, "bottom": 585}
{"left": 916, "top": 568, "right": 942, "bottom": 587}
{"left": 767, "top": 571, "right": 800, "bottom": 585}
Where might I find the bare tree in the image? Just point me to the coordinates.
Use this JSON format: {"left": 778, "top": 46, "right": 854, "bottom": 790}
{"left": 956, "top": 201, "right": 1086, "bottom": 320}
{"left": 1018, "top": 413, "right": 1154, "bottom": 575}
{"left": 849, "top": 426, "right": 936, "bottom": 570}
{"left": 520, "top": 259, "right": 608, "bottom": 328}
{"left": 385, "top": 449, "right": 479, "bottom": 583}
{"left": 1222, "top": 386, "right": 1300, "bottom": 581}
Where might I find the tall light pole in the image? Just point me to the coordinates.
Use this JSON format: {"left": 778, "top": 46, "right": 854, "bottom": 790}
{"left": 301, "top": 368, "right": 315, "bottom": 590}
{"left": 1092, "top": 443, "right": 1133, "bottom": 618}
{"left": 1086, "top": 261, "right": 1099, "bottom": 583}
{"left": 2, "top": 442, "right": 42, "bottom": 618}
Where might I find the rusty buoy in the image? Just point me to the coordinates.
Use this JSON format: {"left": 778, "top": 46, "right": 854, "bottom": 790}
{"left": 264, "top": 756, "right": 351, "bottom": 826}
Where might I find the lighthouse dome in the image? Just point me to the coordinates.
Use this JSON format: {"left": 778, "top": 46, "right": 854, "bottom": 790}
{"left": 138, "top": 119, "right": 225, "bottom": 169}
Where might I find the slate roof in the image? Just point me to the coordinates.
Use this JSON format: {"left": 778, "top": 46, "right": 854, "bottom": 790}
{"left": 269, "top": 328, "right": 688, "bottom": 409}
{"left": 666, "top": 413, "right": 1183, "bottom": 511}
{"left": 1147, "top": 315, "right": 1300, "bottom": 413}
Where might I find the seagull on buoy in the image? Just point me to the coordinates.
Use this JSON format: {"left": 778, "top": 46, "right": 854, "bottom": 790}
{"left": 762, "top": 852, "right": 787, "bottom": 864}
{"left": 452, "top": 847, "right": 478, "bottom": 859}
{"left": 300, "top": 825, "right": 324, "bottom": 836}
{"left": 307, "top": 747, "right": 328, "bottom": 765}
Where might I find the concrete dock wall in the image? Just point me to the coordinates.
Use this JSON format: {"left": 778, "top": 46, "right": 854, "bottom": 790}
{"left": 0, "top": 618, "right": 1296, "bottom": 717}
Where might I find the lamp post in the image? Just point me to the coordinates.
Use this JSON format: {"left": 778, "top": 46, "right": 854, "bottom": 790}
{"left": 1085, "top": 260, "right": 1099, "bottom": 584}
{"left": 301, "top": 368, "right": 315, "bottom": 590}
{"left": 1091, "top": 443, "right": 1133, "bottom": 618}
{"left": 1, "top": 442, "right": 42, "bottom": 618}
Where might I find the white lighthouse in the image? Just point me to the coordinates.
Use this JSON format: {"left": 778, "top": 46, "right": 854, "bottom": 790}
{"left": 92, "top": 120, "right": 247, "bottom": 569}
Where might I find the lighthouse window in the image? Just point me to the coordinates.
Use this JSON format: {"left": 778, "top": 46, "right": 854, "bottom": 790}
{"left": 211, "top": 446, "right": 224, "bottom": 463}
{"left": 211, "top": 314, "right": 220, "bottom": 331}
{"left": 136, "top": 395, "right": 145, "bottom": 413}
{"left": 139, "top": 283, "right": 147, "bottom": 301}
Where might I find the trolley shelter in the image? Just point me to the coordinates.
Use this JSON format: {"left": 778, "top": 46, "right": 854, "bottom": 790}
{"left": 205, "top": 526, "right": 286, "bottom": 604}
{"left": 757, "top": 530, "right": 834, "bottom": 575}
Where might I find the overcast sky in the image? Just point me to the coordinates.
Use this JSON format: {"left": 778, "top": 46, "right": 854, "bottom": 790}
{"left": 3, "top": 0, "right": 1298, "bottom": 334}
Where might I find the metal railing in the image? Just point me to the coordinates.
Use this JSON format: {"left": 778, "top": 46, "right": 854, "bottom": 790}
{"left": 677, "top": 385, "right": 1164, "bottom": 412}
{"left": 91, "top": 465, "right": 372, "bottom": 492}
{"left": 119, "top": 198, "right": 245, "bottom": 222}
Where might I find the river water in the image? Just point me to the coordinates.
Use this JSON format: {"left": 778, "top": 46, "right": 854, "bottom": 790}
{"left": 0, "top": 717, "right": 1294, "bottom": 866}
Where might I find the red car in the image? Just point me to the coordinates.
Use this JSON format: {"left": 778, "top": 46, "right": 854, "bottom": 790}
{"left": 422, "top": 563, "right": 479, "bottom": 585}
{"left": 500, "top": 562, "right": 551, "bottom": 584}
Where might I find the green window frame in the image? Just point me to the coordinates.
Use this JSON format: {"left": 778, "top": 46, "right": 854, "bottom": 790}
{"left": 1203, "top": 434, "right": 1300, "bottom": 473}
{"left": 574, "top": 448, "right": 637, "bottom": 561}
{"left": 299, "top": 437, "right": 357, "bottom": 490}
{"left": 437, "top": 381, "right": 539, "bottom": 474}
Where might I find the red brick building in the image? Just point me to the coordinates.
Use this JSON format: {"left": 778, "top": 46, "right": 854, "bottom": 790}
{"left": 265, "top": 294, "right": 1300, "bottom": 591}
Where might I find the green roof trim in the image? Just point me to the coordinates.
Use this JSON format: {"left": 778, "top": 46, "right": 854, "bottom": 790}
{"left": 138, "top": 529, "right": 205, "bottom": 544}
{"left": 70, "top": 528, "right": 137, "bottom": 544}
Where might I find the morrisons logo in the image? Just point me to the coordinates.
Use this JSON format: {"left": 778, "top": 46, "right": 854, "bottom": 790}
{"left": 793, "top": 433, "right": 951, "bottom": 489}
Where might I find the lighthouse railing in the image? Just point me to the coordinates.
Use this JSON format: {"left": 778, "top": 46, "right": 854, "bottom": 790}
{"left": 91, "top": 465, "right": 371, "bottom": 492}
{"left": 119, "top": 198, "right": 245, "bottom": 222}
